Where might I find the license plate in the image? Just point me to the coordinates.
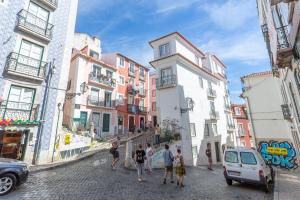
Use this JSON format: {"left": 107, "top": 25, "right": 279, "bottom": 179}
{"left": 228, "top": 171, "right": 241, "bottom": 176}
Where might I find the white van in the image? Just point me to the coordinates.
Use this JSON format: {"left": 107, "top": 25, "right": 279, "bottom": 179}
{"left": 223, "top": 148, "right": 274, "bottom": 192}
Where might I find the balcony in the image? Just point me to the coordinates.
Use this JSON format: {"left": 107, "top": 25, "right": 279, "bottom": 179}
{"left": 227, "top": 123, "right": 235, "bottom": 131}
{"left": 156, "top": 75, "right": 177, "bottom": 90}
{"left": 207, "top": 88, "right": 217, "bottom": 98}
{"left": 38, "top": 0, "right": 58, "bottom": 10}
{"left": 209, "top": 111, "right": 219, "bottom": 120}
{"left": 87, "top": 96, "right": 116, "bottom": 108}
{"left": 139, "top": 89, "right": 146, "bottom": 97}
{"left": 127, "top": 104, "right": 138, "bottom": 113}
{"left": 128, "top": 85, "right": 138, "bottom": 95}
{"left": 271, "top": 0, "right": 296, "bottom": 5}
{"left": 128, "top": 70, "right": 135, "bottom": 77}
{"left": 89, "top": 73, "right": 116, "bottom": 89}
{"left": 138, "top": 106, "right": 147, "bottom": 114}
{"left": 16, "top": 9, "right": 54, "bottom": 42}
{"left": 5, "top": 52, "right": 47, "bottom": 81}
{"left": 276, "top": 26, "right": 293, "bottom": 67}
{"left": 0, "top": 101, "right": 39, "bottom": 121}
{"left": 139, "top": 74, "right": 145, "bottom": 81}
{"left": 281, "top": 104, "right": 292, "bottom": 120}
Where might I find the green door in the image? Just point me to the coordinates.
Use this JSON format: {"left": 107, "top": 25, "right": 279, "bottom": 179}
{"left": 102, "top": 113, "right": 110, "bottom": 132}
{"left": 80, "top": 111, "right": 87, "bottom": 128}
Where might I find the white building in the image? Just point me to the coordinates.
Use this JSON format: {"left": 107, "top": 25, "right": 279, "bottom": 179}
{"left": 0, "top": 0, "right": 78, "bottom": 164}
{"left": 63, "top": 33, "right": 118, "bottom": 138}
{"left": 241, "top": 71, "right": 299, "bottom": 170}
{"left": 149, "top": 32, "right": 236, "bottom": 166}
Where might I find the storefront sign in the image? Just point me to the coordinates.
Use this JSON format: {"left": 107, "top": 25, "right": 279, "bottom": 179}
{"left": 0, "top": 119, "right": 39, "bottom": 126}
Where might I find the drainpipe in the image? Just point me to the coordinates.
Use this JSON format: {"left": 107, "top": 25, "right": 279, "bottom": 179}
{"left": 244, "top": 96, "right": 258, "bottom": 148}
{"left": 51, "top": 103, "right": 61, "bottom": 162}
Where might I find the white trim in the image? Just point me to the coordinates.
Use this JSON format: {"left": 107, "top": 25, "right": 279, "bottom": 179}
{"left": 118, "top": 75, "right": 125, "bottom": 85}
{"left": 118, "top": 56, "right": 125, "bottom": 68}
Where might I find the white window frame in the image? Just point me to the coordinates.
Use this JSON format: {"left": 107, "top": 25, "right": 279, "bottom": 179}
{"left": 159, "top": 43, "right": 170, "bottom": 57}
{"left": 119, "top": 57, "right": 125, "bottom": 67}
{"left": 190, "top": 123, "right": 196, "bottom": 137}
{"left": 118, "top": 94, "right": 124, "bottom": 105}
{"left": 212, "top": 123, "right": 218, "bottom": 136}
{"left": 118, "top": 75, "right": 125, "bottom": 85}
{"left": 235, "top": 107, "right": 241, "bottom": 115}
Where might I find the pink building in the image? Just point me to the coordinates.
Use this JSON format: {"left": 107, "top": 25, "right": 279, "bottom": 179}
{"left": 148, "top": 73, "right": 157, "bottom": 127}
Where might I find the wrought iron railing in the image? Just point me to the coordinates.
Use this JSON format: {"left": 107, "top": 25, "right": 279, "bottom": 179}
{"left": 40, "top": 0, "right": 58, "bottom": 8}
{"left": 17, "top": 9, "right": 54, "bottom": 40}
{"left": 207, "top": 88, "right": 217, "bottom": 98}
{"left": 209, "top": 111, "right": 219, "bottom": 120}
{"left": 89, "top": 73, "right": 116, "bottom": 88}
{"left": 127, "top": 85, "right": 138, "bottom": 95}
{"left": 128, "top": 70, "right": 135, "bottom": 77}
{"left": 87, "top": 96, "right": 115, "bottom": 108}
{"left": 0, "top": 100, "right": 39, "bottom": 121}
{"left": 156, "top": 75, "right": 177, "bottom": 89}
{"left": 5, "top": 52, "right": 47, "bottom": 79}
{"left": 276, "top": 25, "right": 290, "bottom": 50}
{"left": 138, "top": 106, "right": 147, "bottom": 113}
{"left": 139, "top": 89, "right": 146, "bottom": 97}
{"left": 127, "top": 104, "right": 138, "bottom": 113}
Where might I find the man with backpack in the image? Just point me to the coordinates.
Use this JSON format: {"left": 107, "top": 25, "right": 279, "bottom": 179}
{"left": 135, "top": 144, "right": 146, "bottom": 182}
{"left": 163, "top": 144, "right": 174, "bottom": 184}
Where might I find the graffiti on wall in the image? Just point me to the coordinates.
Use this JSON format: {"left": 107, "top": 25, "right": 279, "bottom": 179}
{"left": 258, "top": 141, "right": 298, "bottom": 170}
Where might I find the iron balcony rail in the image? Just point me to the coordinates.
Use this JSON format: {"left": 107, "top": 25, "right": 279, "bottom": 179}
{"left": 0, "top": 100, "right": 39, "bottom": 121}
{"left": 39, "top": 0, "right": 58, "bottom": 8}
{"left": 87, "top": 96, "right": 116, "bottom": 108}
{"left": 207, "top": 88, "right": 217, "bottom": 98}
{"left": 138, "top": 106, "right": 147, "bottom": 113}
{"left": 6, "top": 52, "right": 47, "bottom": 79}
{"left": 128, "top": 70, "right": 135, "bottom": 77}
{"left": 209, "top": 111, "right": 219, "bottom": 120}
{"left": 17, "top": 9, "right": 54, "bottom": 40}
{"left": 276, "top": 25, "right": 290, "bottom": 50}
{"left": 89, "top": 73, "right": 116, "bottom": 88}
{"left": 128, "top": 85, "right": 138, "bottom": 95}
{"left": 139, "top": 89, "right": 146, "bottom": 96}
{"left": 156, "top": 75, "right": 177, "bottom": 89}
{"left": 227, "top": 123, "right": 235, "bottom": 130}
{"left": 127, "top": 104, "right": 138, "bottom": 113}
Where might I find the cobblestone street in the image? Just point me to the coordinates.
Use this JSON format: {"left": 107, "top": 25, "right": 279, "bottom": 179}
{"left": 4, "top": 147, "right": 273, "bottom": 200}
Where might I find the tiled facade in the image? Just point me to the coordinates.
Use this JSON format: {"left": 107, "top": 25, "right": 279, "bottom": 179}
{"left": 0, "top": 0, "right": 78, "bottom": 164}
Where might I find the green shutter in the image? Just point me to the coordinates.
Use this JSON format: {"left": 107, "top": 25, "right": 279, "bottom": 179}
{"left": 102, "top": 113, "right": 110, "bottom": 132}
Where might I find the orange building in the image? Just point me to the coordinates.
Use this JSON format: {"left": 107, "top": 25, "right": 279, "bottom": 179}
{"left": 102, "top": 53, "right": 149, "bottom": 134}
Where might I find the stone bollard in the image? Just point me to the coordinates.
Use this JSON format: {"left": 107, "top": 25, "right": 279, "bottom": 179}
{"left": 125, "top": 139, "right": 133, "bottom": 168}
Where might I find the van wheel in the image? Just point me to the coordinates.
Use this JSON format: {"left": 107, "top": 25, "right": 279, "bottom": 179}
{"left": 226, "top": 179, "right": 232, "bottom": 185}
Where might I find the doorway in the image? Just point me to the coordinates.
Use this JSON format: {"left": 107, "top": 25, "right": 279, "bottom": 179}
{"left": 92, "top": 112, "right": 101, "bottom": 138}
{"left": 118, "top": 115, "right": 124, "bottom": 134}
{"left": 140, "top": 116, "right": 145, "bottom": 131}
{"left": 129, "top": 116, "right": 135, "bottom": 132}
{"left": 215, "top": 142, "right": 221, "bottom": 162}
{"left": 153, "top": 116, "right": 157, "bottom": 127}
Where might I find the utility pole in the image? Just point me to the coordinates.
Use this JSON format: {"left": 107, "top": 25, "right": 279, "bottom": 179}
{"left": 32, "top": 60, "right": 56, "bottom": 165}
{"left": 51, "top": 103, "right": 61, "bottom": 162}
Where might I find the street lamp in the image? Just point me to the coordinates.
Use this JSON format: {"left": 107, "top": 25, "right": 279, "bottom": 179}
{"left": 33, "top": 60, "right": 56, "bottom": 165}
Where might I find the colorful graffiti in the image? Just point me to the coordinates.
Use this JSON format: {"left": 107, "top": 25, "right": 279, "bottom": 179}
{"left": 0, "top": 119, "right": 39, "bottom": 126}
{"left": 258, "top": 141, "right": 298, "bottom": 170}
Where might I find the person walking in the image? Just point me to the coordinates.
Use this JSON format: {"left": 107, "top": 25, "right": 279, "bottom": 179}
{"left": 110, "top": 141, "right": 119, "bottom": 170}
{"left": 145, "top": 143, "right": 154, "bottom": 174}
{"left": 174, "top": 149, "right": 185, "bottom": 187}
{"left": 206, "top": 144, "right": 213, "bottom": 170}
{"left": 155, "top": 124, "right": 161, "bottom": 145}
{"left": 135, "top": 144, "right": 146, "bottom": 182}
{"left": 163, "top": 144, "right": 174, "bottom": 184}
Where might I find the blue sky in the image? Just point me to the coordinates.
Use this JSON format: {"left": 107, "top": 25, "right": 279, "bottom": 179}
{"left": 75, "top": 0, "right": 270, "bottom": 103}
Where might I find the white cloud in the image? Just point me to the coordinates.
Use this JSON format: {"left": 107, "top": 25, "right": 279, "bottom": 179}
{"left": 201, "top": 0, "right": 257, "bottom": 30}
{"left": 151, "top": 0, "right": 200, "bottom": 14}
{"left": 201, "top": 31, "right": 268, "bottom": 65}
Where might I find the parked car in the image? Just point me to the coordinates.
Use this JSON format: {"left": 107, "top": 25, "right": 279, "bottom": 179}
{"left": 223, "top": 148, "right": 274, "bottom": 192}
{"left": 0, "top": 158, "right": 29, "bottom": 196}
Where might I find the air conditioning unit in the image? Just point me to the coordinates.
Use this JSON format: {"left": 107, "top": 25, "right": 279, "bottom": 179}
{"left": 281, "top": 104, "right": 292, "bottom": 120}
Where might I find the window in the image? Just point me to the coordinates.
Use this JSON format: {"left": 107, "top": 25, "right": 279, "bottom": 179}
{"left": 92, "top": 65, "right": 101, "bottom": 76}
{"left": 140, "top": 67, "right": 145, "bottom": 78}
{"left": 118, "top": 94, "right": 124, "bottom": 105}
{"left": 198, "top": 77, "right": 203, "bottom": 88}
{"left": 235, "top": 107, "right": 241, "bottom": 115}
{"left": 118, "top": 76, "right": 125, "bottom": 85}
{"left": 152, "top": 90, "right": 156, "bottom": 97}
{"left": 192, "top": 146, "right": 198, "bottom": 158}
{"left": 195, "top": 55, "right": 200, "bottom": 66}
{"left": 212, "top": 123, "right": 218, "bottom": 136}
{"left": 238, "top": 124, "right": 244, "bottom": 136}
{"left": 210, "top": 101, "right": 215, "bottom": 112}
{"left": 102, "top": 113, "right": 110, "bottom": 132}
{"left": 152, "top": 102, "right": 156, "bottom": 111}
{"left": 225, "top": 151, "right": 238, "bottom": 163}
{"left": 152, "top": 78, "right": 156, "bottom": 85}
{"left": 190, "top": 123, "right": 196, "bottom": 137}
{"left": 28, "top": 2, "right": 50, "bottom": 30}
{"left": 139, "top": 98, "right": 145, "bottom": 107}
{"left": 159, "top": 43, "right": 170, "bottom": 57}
{"left": 104, "top": 92, "right": 112, "bottom": 107}
{"left": 161, "top": 67, "right": 172, "bottom": 84}
{"left": 129, "top": 62, "right": 135, "bottom": 73}
{"left": 90, "top": 88, "right": 99, "bottom": 103}
{"left": 106, "top": 70, "right": 113, "bottom": 78}
{"left": 208, "top": 81, "right": 212, "bottom": 89}
{"left": 19, "top": 40, "right": 44, "bottom": 67}
{"left": 240, "top": 152, "right": 257, "bottom": 165}
{"left": 89, "top": 50, "right": 99, "bottom": 59}
{"left": 128, "top": 95, "right": 134, "bottom": 104}
{"left": 119, "top": 57, "right": 125, "bottom": 67}
{"left": 204, "top": 123, "right": 210, "bottom": 136}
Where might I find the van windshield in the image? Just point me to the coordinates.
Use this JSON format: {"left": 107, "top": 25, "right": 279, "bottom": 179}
{"left": 225, "top": 151, "right": 238, "bottom": 163}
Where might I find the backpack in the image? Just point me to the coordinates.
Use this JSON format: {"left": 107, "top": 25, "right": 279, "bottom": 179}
{"left": 173, "top": 156, "right": 181, "bottom": 167}
{"left": 109, "top": 147, "right": 115, "bottom": 154}
{"left": 136, "top": 150, "right": 144, "bottom": 163}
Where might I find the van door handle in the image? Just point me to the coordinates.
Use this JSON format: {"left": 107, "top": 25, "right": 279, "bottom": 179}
{"left": 240, "top": 164, "right": 242, "bottom": 167}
